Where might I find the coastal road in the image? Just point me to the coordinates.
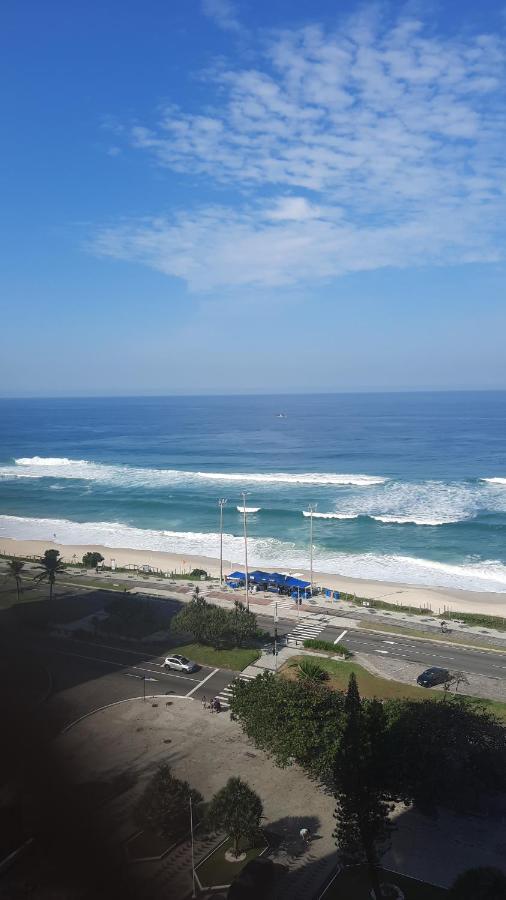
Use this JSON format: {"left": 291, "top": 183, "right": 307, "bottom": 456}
{"left": 255, "top": 613, "right": 506, "bottom": 681}
{"left": 321, "top": 624, "right": 506, "bottom": 680}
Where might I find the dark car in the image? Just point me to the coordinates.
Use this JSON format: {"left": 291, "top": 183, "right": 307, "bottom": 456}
{"left": 416, "top": 666, "right": 450, "bottom": 688}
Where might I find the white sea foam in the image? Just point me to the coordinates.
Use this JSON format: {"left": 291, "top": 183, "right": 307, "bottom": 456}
{"left": 482, "top": 477, "right": 506, "bottom": 486}
{"left": 0, "top": 457, "right": 386, "bottom": 487}
{"left": 2, "top": 514, "right": 506, "bottom": 593}
{"left": 370, "top": 515, "right": 463, "bottom": 526}
{"left": 303, "top": 511, "right": 359, "bottom": 519}
{"left": 326, "top": 479, "right": 506, "bottom": 525}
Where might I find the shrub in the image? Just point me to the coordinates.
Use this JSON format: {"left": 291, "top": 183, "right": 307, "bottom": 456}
{"left": 190, "top": 567, "right": 208, "bottom": 578}
{"left": 82, "top": 551, "right": 104, "bottom": 569}
{"left": 290, "top": 658, "right": 329, "bottom": 683}
{"left": 303, "top": 638, "right": 352, "bottom": 658}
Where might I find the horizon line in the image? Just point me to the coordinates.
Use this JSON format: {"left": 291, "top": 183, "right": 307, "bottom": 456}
{"left": 1, "top": 387, "right": 506, "bottom": 401}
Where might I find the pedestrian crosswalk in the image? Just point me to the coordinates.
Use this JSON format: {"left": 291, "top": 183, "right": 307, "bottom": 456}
{"left": 271, "top": 598, "right": 296, "bottom": 611}
{"left": 285, "top": 616, "right": 330, "bottom": 646}
{"left": 213, "top": 672, "right": 256, "bottom": 710}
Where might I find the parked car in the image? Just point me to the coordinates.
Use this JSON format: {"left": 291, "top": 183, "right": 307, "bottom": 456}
{"left": 416, "top": 666, "right": 450, "bottom": 688}
{"left": 164, "top": 654, "right": 199, "bottom": 673}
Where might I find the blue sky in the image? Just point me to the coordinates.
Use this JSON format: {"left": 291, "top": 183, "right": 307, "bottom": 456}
{"left": 1, "top": 0, "right": 505, "bottom": 395}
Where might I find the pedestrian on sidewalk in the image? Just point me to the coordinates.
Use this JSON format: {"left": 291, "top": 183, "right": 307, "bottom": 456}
{"left": 201, "top": 695, "right": 207, "bottom": 710}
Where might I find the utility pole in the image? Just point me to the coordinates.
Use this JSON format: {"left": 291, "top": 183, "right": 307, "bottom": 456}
{"left": 218, "top": 498, "right": 227, "bottom": 586}
{"left": 308, "top": 503, "right": 317, "bottom": 594}
{"left": 241, "top": 491, "right": 250, "bottom": 611}
{"left": 189, "top": 794, "right": 196, "bottom": 898}
{"left": 274, "top": 599, "right": 278, "bottom": 671}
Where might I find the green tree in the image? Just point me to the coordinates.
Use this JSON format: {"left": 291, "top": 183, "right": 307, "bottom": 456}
{"left": 82, "top": 551, "right": 104, "bottom": 569}
{"left": 383, "top": 697, "right": 506, "bottom": 814}
{"left": 290, "top": 658, "right": 329, "bottom": 683}
{"left": 230, "top": 600, "right": 258, "bottom": 647}
{"left": 333, "top": 674, "right": 392, "bottom": 900}
{"left": 7, "top": 559, "right": 25, "bottom": 603}
{"left": 204, "top": 604, "right": 232, "bottom": 647}
{"left": 230, "top": 671, "right": 345, "bottom": 779}
{"left": 449, "top": 867, "right": 506, "bottom": 900}
{"left": 34, "top": 550, "right": 66, "bottom": 602}
{"left": 171, "top": 592, "right": 210, "bottom": 643}
{"left": 134, "top": 764, "right": 202, "bottom": 841}
{"left": 206, "top": 777, "right": 263, "bottom": 857}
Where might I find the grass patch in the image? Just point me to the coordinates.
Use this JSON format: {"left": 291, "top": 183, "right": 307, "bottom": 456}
{"left": 170, "top": 642, "right": 260, "bottom": 671}
{"left": 322, "top": 866, "right": 446, "bottom": 899}
{"left": 196, "top": 836, "right": 265, "bottom": 889}
{"left": 442, "top": 611, "right": 506, "bottom": 631}
{"left": 280, "top": 656, "right": 506, "bottom": 720}
{"left": 282, "top": 656, "right": 432, "bottom": 701}
{"left": 342, "top": 592, "right": 433, "bottom": 616}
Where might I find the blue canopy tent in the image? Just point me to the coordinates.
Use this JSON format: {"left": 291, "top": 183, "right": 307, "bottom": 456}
{"left": 285, "top": 576, "right": 310, "bottom": 589}
{"left": 226, "top": 571, "right": 246, "bottom": 585}
{"left": 249, "top": 570, "right": 271, "bottom": 584}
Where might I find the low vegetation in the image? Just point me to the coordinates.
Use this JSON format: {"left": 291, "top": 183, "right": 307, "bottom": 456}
{"left": 170, "top": 641, "right": 260, "bottom": 670}
{"left": 290, "top": 658, "right": 329, "bottom": 682}
{"left": 303, "top": 637, "right": 352, "bottom": 657}
{"left": 82, "top": 551, "right": 104, "bottom": 568}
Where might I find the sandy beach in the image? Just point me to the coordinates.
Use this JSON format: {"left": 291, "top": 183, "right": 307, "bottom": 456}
{"left": 2, "top": 536, "right": 506, "bottom": 618}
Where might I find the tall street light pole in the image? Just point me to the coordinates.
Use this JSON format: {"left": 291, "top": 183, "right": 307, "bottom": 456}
{"left": 189, "top": 794, "right": 196, "bottom": 898}
{"left": 308, "top": 503, "right": 317, "bottom": 594}
{"left": 218, "top": 498, "right": 227, "bottom": 586}
{"left": 241, "top": 490, "right": 250, "bottom": 611}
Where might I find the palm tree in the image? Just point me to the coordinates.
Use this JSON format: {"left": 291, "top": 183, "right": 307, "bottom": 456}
{"left": 291, "top": 658, "right": 329, "bottom": 683}
{"left": 7, "top": 559, "right": 25, "bottom": 603}
{"left": 34, "top": 549, "right": 66, "bottom": 601}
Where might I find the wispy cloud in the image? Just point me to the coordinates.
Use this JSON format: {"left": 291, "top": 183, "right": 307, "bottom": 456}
{"left": 201, "top": 0, "right": 242, "bottom": 33}
{"left": 94, "top": 10, "right": 506, "bottom": 291}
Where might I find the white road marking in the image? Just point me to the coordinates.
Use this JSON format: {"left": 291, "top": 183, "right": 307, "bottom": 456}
{"left": 382, "top": 640, "right": 395, "bottom": 645}
{"left": 124, "top": 673, "right": 158, "bottom": 682}
{"left": 374, "top": 649, "right": 389, "bottom": 654}
{"left": 51, "top": 648, "right": 201, "bottom": 682}
{"left": 186, "top": 667, "right": 219, "bottom": 697}
{"left": 334, "top": 630, "right": 348, "bottom": 644}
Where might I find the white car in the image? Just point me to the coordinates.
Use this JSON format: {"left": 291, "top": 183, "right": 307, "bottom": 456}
{"left": 164, "top": 654, "right": 199, "bottom": 673}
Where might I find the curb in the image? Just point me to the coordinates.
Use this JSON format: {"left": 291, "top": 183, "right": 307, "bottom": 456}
{"left": 61, "top": 693, "right": 194, "bottom": 734}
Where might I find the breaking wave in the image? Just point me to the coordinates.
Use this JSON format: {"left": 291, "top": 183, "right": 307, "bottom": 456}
{"left": 1, "top": 457, "right": 386, "bottom": 488}
{"left": 2, "top": 514, "right": 506, "bottom": 593}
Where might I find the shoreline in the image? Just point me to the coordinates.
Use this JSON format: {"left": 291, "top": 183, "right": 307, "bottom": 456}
{"left": 2, "top": 536, "right": 506, "bottom": 618}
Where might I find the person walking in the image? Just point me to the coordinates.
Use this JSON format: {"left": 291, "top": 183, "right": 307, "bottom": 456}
{"left": 201, "top": 695, "right": 207, "bottom": 710}
{"left": 300, "top": 827, "right": 310, "bottom": 844}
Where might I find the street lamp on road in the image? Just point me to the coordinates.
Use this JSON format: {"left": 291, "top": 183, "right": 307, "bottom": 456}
{"left": 218, "top": 498, "right": 227, "bottom": 586}
{"left": 308, "top": 503, "right": 317, "bottom": 594}
{"left": 240, "top": 491, "right": 250, "bottom": 611}
{"left": 190, "top": 794, "right": 196, "bottom": 898}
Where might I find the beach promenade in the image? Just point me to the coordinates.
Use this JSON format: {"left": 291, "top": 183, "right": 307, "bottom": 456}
{"left": 2, "top": 535, "right": 506, "bottom": 619}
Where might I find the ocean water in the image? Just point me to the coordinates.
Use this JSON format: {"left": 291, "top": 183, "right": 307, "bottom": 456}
{"left": 0, "top": 393, "right": 506, "bottom": 592}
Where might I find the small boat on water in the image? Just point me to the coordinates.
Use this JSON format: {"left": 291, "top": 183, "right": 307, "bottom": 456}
{"left": 237, "top": 506, "right": 261, "bottom": 513}
{"left": 275, "top": 413, "right": 287, "bottom": 418}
